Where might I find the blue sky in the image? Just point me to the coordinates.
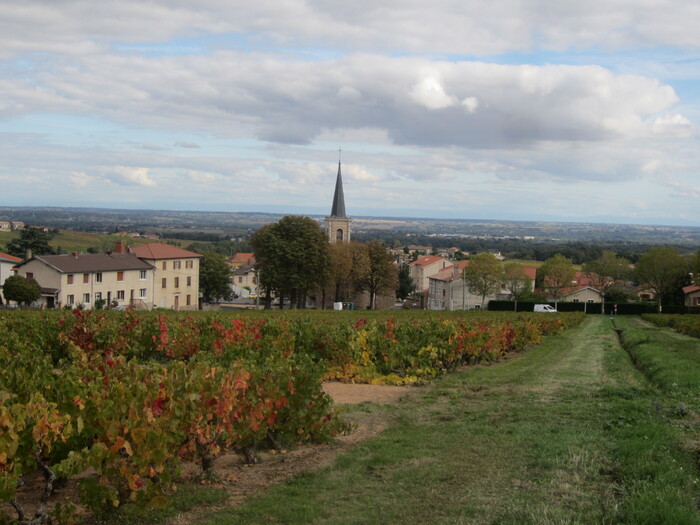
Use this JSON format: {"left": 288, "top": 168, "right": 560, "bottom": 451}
{"left": 1, "top": 1, "right": 700, "bottom": 226}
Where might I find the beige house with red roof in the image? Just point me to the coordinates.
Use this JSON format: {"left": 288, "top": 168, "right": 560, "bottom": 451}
{"left": 428, "top": 263, "right": 537, "bottom": 310}
{"left": 12, "top": 253, "right": 155, "bottom": 309}
{"left": 130, "top": 243, "right": 202, "bottom": 310}
{"left": 683, "top": 285, "right": 700, "bottom": 307}
{"left": 409, "top": 255, "right": 454, "bottom": 294}
{"left": 228, "top": 253, "right": 255, "bottom": 269}
{"left": 0, "top": 251, "right": 23, "bottom": 304}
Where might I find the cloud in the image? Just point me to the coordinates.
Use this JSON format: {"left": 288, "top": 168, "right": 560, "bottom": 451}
{"left": 187, "top": 170, "right": 216, "bottom": 183}
{"left": 409, "top": 77, "right": 456, "bottom": 110}
{"left": 69, "top": 171, "right": 93, "bottom": 187}
{"left": 3, "top": 51, "right": 683, "bottom": 152}
{"left": 175, "top": 141, "right": 200, "bottom": 148}
{"left": 3, "top": 1, "right": 700, "bottom": 60}
{"left": 103, "top": 166, "right": 157, "bottom": 187}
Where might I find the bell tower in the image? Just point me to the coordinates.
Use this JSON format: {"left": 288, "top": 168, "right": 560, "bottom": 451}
{"left": 326, "top": 156, "right": 351, "bottom": 244}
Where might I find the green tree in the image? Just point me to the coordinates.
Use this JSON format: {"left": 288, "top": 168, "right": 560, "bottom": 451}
{"left": 2, "top": 275, "right": 41, "bottom": 306}
{"left": 396, "top": 263, "right": 414, "bottom": 301}
{"left": 199, "top": 251, "right": 232, "bottom": 303}
{"left": 252, "top": 216, "right": 330, "bottom": 309}
{"left": 364, "top": 241, "right": 397, "bottom": 310}
{"left": 462, "top": 253, "right": 503, "bottom": 308}
{"left": 6, "top": 228, "right": 55, "bottom": 258}
{"left": 539, "top": 254, "right": 576, "bottom": 308}
{"left": 324, "top": 242, "right": 369, "bottom": 305}
{"left": 635, "top": 246, "right": 689, "bottom": 310}
{"left": 502, "top": 261, "right": 530, "bottom": 311}
{"left": 582, "top": 251, "right": 631, "bottom": 308}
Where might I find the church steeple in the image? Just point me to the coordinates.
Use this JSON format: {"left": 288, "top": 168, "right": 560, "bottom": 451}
{"left": 325, "top": 153, "right": 351, "bottom": 244}
{"left": 329, "top": 161, "right": 346, "bottom": 218}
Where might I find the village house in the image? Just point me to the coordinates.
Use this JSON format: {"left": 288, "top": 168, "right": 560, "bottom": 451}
{"left": 428, "top": 264, "right": 537, "bottom": 310}
{"left": 228, "top": 252, "right": 255, "bottom": 269}
{"left": 0, "top": 251, "right": 23, "bottom": 304}
{"left": 409, "top": 255, "right": 454, "bottom": 295}
{"left": 12, "top": 252, "right": 155, "bottom": 309}
{"left": 229, "top": 253, "right": 257, "bottom": 298}
{"left": 683, "top": 285, "right": 700, "bottom": 307}
{"left": 130, "top": 243, "right": 201, "bottom": 311}
{"left": 0, "top": 221, "right": 10, "bottom": 232}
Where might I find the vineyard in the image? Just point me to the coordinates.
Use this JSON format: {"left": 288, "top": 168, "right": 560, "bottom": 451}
{"left": 642, "top": 313, "right": 700, "bottom": 338}
{"left": 0, "top": 309, "right": 583, "bottom": 523}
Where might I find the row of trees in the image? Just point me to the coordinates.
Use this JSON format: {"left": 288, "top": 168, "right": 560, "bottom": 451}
{"left": 462, "top": 246, "right": 699, "bottom": 310}
{"left": 252, "top": 216, "right": 397, "bottom": 309}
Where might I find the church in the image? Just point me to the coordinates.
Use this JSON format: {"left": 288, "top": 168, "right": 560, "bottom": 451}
{"left": 325, "top": 160, "right": 351, "bottom": 244}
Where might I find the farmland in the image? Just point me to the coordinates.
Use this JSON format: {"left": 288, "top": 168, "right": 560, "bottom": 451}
{"left": 1, "top": 311, "right": 699, "bottom": 523}
{"left": 0, "top": 309, "right": 579, "bottom": 523}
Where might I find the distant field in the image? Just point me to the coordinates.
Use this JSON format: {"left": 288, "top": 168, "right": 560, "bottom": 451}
{"left": 0, "top": 229, "right": 198, "bottom": 256}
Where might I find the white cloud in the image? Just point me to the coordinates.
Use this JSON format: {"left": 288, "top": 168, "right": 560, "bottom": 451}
{"left": 103, "top": 166, "right": 157, "bottom": 187}
{"left": 187, "top": 170, "right": 216, "bottom": 183}
{"left": 651, "top": 114, "right": 694, "bottom": 137}
{"left": 70, "top": 171, "right": 93, "bottom": 187}
{"left": 409, "top": 77, "right": 456, "bottom": 110}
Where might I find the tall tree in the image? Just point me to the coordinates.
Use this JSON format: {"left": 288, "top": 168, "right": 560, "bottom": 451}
{"left": 502, "top": 261, "right": 529, "bottom": 311}
{"left": 199, "top": 251, "right": 232, "bottom": 303}
{"left": 462, "top": 253, "right": 503, "bottom": 308}
{"left": 252, "top": 216, "right": 330, "bottom": 309}
{"left": 364, "top": 241, "right": 397, "bottom": 310}
{"left": 635, "top": 246, "right": 689, "bottom": 310}
{"left": 582, "top": 251, "right": 631, "bottom": 308}
{"left": 539, "top": 254, "right": 576, "bottom": 307}
{"left": 2, "top": 275, "right": 41, "bottom": 306}
{"left": 6, "top": 228, "right": 55, "bottom": 258}
{"left": 396, "top": 263, "right": 414, "bottom": 301}
{"left": 325, "top": 241, "right": 369, "bottom": 304}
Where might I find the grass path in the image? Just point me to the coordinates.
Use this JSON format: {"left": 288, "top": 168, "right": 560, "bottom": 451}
{"left": 201, "top": 316, "right": 699, "bottom": 524}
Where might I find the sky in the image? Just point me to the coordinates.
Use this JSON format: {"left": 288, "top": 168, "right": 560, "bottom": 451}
{"left": 1, "top": 1, "right": 700, "bottom": 226}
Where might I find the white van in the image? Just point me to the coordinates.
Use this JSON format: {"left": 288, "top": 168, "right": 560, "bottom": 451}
{"left": 534, "top": 304, "right": 558, "bottom": 313}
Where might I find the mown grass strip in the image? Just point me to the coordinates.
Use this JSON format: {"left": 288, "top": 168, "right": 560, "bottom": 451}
{"left": 200, "top": 317, "right": 700, "bottom": 525}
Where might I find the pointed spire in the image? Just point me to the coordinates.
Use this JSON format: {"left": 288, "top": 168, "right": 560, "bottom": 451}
{"left": 330, "top": 161, "right": 346, "bottom": 218}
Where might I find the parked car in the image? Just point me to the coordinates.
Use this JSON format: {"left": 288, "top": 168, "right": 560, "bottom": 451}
{"left": 534, "top": 304, "right": 558, "bottom": 313}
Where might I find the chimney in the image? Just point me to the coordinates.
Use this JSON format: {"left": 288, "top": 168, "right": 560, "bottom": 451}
{"left": 114, "top": 241, "right": 125, "bottom": 254}
{"left": 72, "top": 252, "right": 78, "bottom": 258}
{"left": 25, "top": 249, "right": 32, "bottom": 260}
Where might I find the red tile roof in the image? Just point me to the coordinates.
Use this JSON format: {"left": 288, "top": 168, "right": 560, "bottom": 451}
{"left": 0, "top": 252, "right": 22, "bottom": 263}
{"left": 131, "top": 243, "right": 202, "bottom": 260}
{"left": 683, "top": 285, "right": 700, "bottom": 294}
{"left": 408, "top": 255, "right": 449, "bottom": 268}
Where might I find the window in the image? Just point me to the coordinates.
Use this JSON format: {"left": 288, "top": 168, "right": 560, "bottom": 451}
{"left": 174, "top": 277, "right": 179, "bottom": 289}
{"left": 95, "top": 273, "right": 102, "bottom": 283}
{"left": 139, "top": 288, "right": 147, "bottom": 299}
{"left": 572, "top": 299, "right": 580, "bottom": 303}
{"left": 95, "top": 292, "right": 102, "bottom": 301}
{"left": 161, "top": 278, "right": 167, "bottom": 288}
{"left": 67, "top": 274, "right": 74, "bottom": 285}
{"left": 238, "top": 276, "right": 243, "bottom": 283}
{"left": 186, "top": 295, "right": 191, "bottom": 306}
{"left": 187, "top": 276, "right": 191, "bottom": 286}
{"left": 26, "top": 272, "right": 33, "bottom": 280}
{"left": 117, "top": 290, "right": 125, "bottom": 300}
{"left": 117, "top": 271, "right": 124, "bottom": 282}
{"left": 66, "top": 294, "right": 74, "bottom": 305}
{"left": 83, "top": 293, "right": 90, "bottom": 304}
{"left": 139, "top": 270, "right": 147, "bottom": 280}
{"left": 162, "top": 262, "right": 167, "bottom": 270}
{"left": 83, "top": 273, "right": 89, "bottom": 284}
{"left": 185, "top": 260, "right": 193, "bottom": 269}
{"left": 173, "top": 261, "right": 181, "bottom": 270}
